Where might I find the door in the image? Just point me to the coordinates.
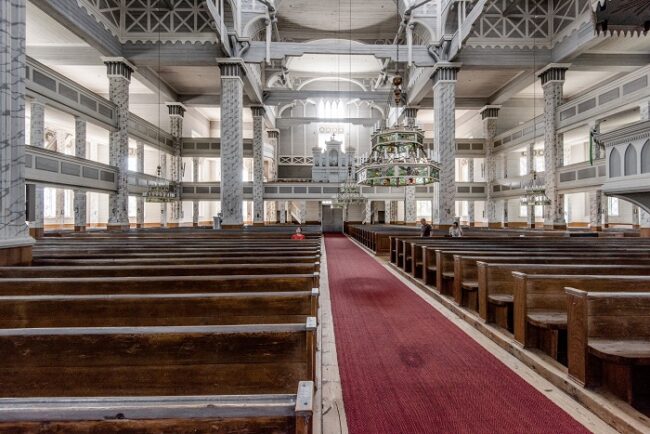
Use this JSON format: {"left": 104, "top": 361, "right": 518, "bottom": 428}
{"left": 321, "top": 205, "right": 343, "bottom": 233}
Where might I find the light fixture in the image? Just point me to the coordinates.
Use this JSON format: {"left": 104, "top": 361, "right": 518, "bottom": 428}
{"left": 520, "top": 171, "right": 550, "bottom": 206}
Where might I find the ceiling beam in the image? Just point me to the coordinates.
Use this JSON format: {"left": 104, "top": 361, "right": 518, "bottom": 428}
{"left": 570, "top": 53, "right": 650, "bottom": 71}
{"left": 122, "top": 42, "right": 223, "bottom": 67}
{"left": 30, "top": 0, "right": 122, "bottom": 57}
{"left": 242, "top": 41, "right": 437, "bottom": 66}
{"left": 455, "top": 46, "right": 552, "bottom": 69}
{"left": 263, "top": 89, "right": 391, "bottom": 105}
{"left": 276, "top": 117, "right": 380, "bottom": 128}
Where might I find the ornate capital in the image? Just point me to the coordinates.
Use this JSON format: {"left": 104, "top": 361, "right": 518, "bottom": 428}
{"left": 480, "top": 105, "right": 501, "bottom": 120}
{"left": 403, "top": 107, "right": 418, "bottom": 120}
{"left": 431, "top": 63, "right": 461, "bottom": 86}
{"left": 101, "top": 57, "right": 136, "bottom": 81}
{"left": 537, "top": 63, "right": 570, "bottom": 86}
{"left": 218, "top": 59, "right": 245, "bottom": 78}
{"left": 251, "top": 106, "right": 266, "bottom": 118}
{"left": 267, "top": 129, "right": 280, "bottom": 140}
{"left": 166, "top": 102, "right": 187, "bottom": 118}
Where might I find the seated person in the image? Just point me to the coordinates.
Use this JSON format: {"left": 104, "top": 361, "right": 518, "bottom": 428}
{"left": 448, "top": 221, "right": 463, "bottom": 238}
{"left": 291, "top": 227, "right": 306, "bottom": 240}
{"left": 419, "top": 218, "right": 432, "bottom": 237}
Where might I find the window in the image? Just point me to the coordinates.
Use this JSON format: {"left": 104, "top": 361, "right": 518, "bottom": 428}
{"left": 416, "top": 201, "right": 432, "bottom": 220}
{"left": 609, "top": 148, "right": 621, "bottom": 177}
{"left": 519, "top": 205, "right": 528, "bottom": 217}
{"left": 534, "top": 154, "right": 545, "bottom": 172}
{"left": 608, "top": 197, "right": 620, "bottom": 217}
{"left": 44, "top": 188, "right": 57, "bottom": 218}
{"left": 64, "top": 190, "right": 73, "bottom": 218}
{"left": 519, "top": 155, "right": 527, "bottom": 176}
{"left": 128, "top": 196, "right": 137, "bottom": 218}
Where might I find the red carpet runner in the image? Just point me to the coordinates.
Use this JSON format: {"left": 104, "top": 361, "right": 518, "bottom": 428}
{"left": 325, "top": 234, "right": 591, "bottom": 434}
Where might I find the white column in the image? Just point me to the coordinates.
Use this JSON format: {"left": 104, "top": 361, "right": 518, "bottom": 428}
{"left": 640, "top": 100, "right": 650, "bottom": 121}
{"left": 467, "top": 157, "right": 475, "bottom": 226}
{"left": 526, "top": 142, "right": 535, "bottom": 228}
{"left": 404, "top": 107, "right": 418, "bottom": 224}
{"left": 55, "top": 129, "right": 66, "bottom": 228}
{"left": 73, "top": 116, "right": 87, "bottom": 232}
{"left": 136, "top": 141, "right": 144, "bottom": 228}
{"left": 103, "top": 57, "right": 135, "bottom": 231}
{"left": 633, "top": 206, "right": 640, "bottom": 229}
{"left": 159, "top": 153, "right": 167, "bottom": 227}
{"left": 385, "top": 200, "right": 392, "bottom": 224}
{"left": 218, "top": 60, "right": 245, "bottom": 227}
{"left": 502, "top": 199, "right": 509, "bottom": 228}
{"left": 0, "top": 0, "right": 33, "bottom": 263}
{"left": 266, "top": 200, "right": 276, "bottom": 223}
{"left": 252, "top": 106, "right": 265, "bottom": 224}
{"left": 364, "top": 200, "right": 372, "bottom": 224}
{"left": 278, "top": 200, "right": 286, "bottom": 224}
{"left": 166, "top": 102, "right": 185, "bottom": 227}
{"left": 192, "top": 157, "right": 199, "bottom": 227}
{"left": 267, "top": 129, "right": 279, "bottom": 181}
{"left": 539, "top": 64, "right": 570, "bottom": 230}
{"left": 29, "top": 98, "right": 45, "bottom": 237}
{"left": 481, "top": 105, "right": 500, "bottom": 228}
{"left": 432, "top": 64, "right": 460, "bottom": 227}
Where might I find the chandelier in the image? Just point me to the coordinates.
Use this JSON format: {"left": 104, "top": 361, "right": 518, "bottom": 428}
{"left": 520, "top": 171, "right": 550, "bottom": 206}
{"left": 143, "top": 181, "right": 179, "bottom": 203}
{"left": 357, "top": 125, "right": 440, "bottom": 186}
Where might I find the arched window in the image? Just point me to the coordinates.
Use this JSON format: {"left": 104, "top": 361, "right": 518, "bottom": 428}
{"left": 641, "top": 140, "right": 650, "bottom": 174}
{"left": 624, "top": 144, "right": 638, "bottom": 176}
{"left": 609, "top": 148, "right": 621, "bottom": 177}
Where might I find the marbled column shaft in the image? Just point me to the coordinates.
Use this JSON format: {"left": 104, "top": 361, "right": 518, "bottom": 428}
{"left": 252, "top": 107, "right": 265, "bottom": 224}
{"left": 29, "top": 99, "right": 45, "bottom": 231}
{"left": 483, "top": 115, "right": 498, "bottom": 226}
{"left": 633, "top": 206, "right": 640, "bottom": 228}
{"left": 278, "top": 201, "right": 286, "bottom": 224}
{"left": 526, "top": 142, "right": 535, "bottom": 228}
{"left": 540, "top": 67, "right": 567, "bottom": 229}
{"left": 297, "top": 200, "right": 306, "bottom": 224}
{"left": 159, "top": 153, "right": 167, "bottom": 227}
{"left": 433, "top": 67, "right": 459, "bottom": 226}
{"left": 0, "top": 0, "right": 31, "bottom": 245}
{"left": 502, "top": 199, "right": 509, "bottom": 227}
{"left": 405, "top": 186, "right": 416, "bottom": 223}
{"left": 219, "top": 62, "right": 244, "bottom": 226}
{"left": 589, "top": 189, "right": 602, "bottom": 231}
{"left": 266, "top": 200, "right": 276, "bottom": 223}
{"left": 268, "top": 130, "right": 279, "bottom": 181}
{"left": 640, "top": 100, "right": 650, "bottom": 122}
{"left": 384, "top": 200, "right": 391, "bottom": 224}
{"left": 55, "top": 130, "right": 65, "bottom": 227}
{"left": 467, "top": 158, "right": 475, "bottom": 225}
{"left": 136, "top": 141, "right": 144, "bottom": 227}
{"left": 105, "top": 59, "right": 133, "bottom": 231}
{"left": 364, "top": 200, "right": 372, "bottom": 224}
{"left": 168, "top": 111, "right": 183, "bottom": 226}
{"left": 73, "top": 116, "right": 87, "bottom": 231}
{"left": 192, "top": 156, "right": 199, "bottom": 226}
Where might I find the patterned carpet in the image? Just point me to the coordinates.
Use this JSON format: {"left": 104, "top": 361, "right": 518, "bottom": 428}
{"left": 325, "top": 234, "right": 591, "bottom": 434}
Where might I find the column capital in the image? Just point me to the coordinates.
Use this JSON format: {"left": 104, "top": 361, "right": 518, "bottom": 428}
{"left": 217, "top": 58, "right": 246, "bottom": 78}
{"left": 480, "top": 105, "right": 501, "bottom": 120}
{"left": 431, "top": 62, "right": 461, "bottom": 85}
{"left": 101, "top": 57, "right": 136, "bottom": 81}
{"left": 537, "top": 63, "right": 570, "bottom": 86}
{"left": 403, "top": 107, "right": 419, "bottom": 119}
{"left": 28, "top": 96, "right": 46, "bottom": 107}
{"left": 165, "top": 102, "right": 187, "bottom": 118}
{"left": 251, "top": 106, "right": 266, "bottom": 118}
{"left": 267, "top": 129, "right": 279, "bottom": 139}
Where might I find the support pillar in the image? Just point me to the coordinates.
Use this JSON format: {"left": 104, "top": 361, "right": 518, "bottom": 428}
{"left": 192, "top": 157, "right": 199, "bottom": 227}
{"left": 0, "top": 0, "right": 33, "bottom": 264}
{"left": 467, "top": 158, "right": 475, "bottom": 226}
{"left": 404, "top": 106, "right": 418, "bottom": 225}
{"left": 364, "top": 200, "right": 372, "bottom": 224}
{"left": 640, "top": 100, "right": 650, "bottom": 121}
{"left": 432, "top": 64, "right": 460, "bottom": 228}
{"left": 589, "top": 189, "right": 603, "bottom": 231}
{"left": 103, "top": 57, "right": 135, "bottom": 231}
{"left": 252, "top": 106, "right": 265, "bottom": 225}
{"left": 55, "top": 129, "right": 66, "bottom": 229}
{"left": 136, "top": 141, "right": 144, "bottom": 228}
{"left": 29, "top": 98, "right": 45, "bottom": 238}
{"left": 539, "top": 64, "right": 570, "bottom": 230}
{"left": 502, "top": 199, "right": 509, "bottom": 228}
{"left": 266, "top": 200, "right": 276, "bottom": 224}
{"left": 601, "top": 191, "right": 609, "bottom": 229}
{"left": 385, "top": 200, "right": 392, "bottom": 224}
{"left": 278, "top": 201, "right": 286, "bottom": 224}
{"left": 166, "top": 102, "right": 185, "bottom": 228}
{"left": 481, "top": 105, "right": 501, "bottom": 228}
{"left": 73, "top": 116, "right": 87, "bottom": 232}
{"left": 218, "top": 60, "right": 245, "bottom": 228}
{"left": 632, "top": 206, "right": 640, "bottom": 230}
{"left": 526, "top": 142, "right": 535, "bottom": 228}
{"left": 298, "top": 200, "right": 306, "bottom": 225}
{"left": 159, "top": 153, "right": 167, "bottom": 227}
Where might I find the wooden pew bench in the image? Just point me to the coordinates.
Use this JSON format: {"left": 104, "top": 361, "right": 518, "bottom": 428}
{"left": 0, "top": 381, "right": 314, "bottom": 434}
{"left": 513, "top": 274, "right": 650, "bottom": 365}
{"left": 0, "top": 290, "right": 320, "bottom": 327}
{"left": 33, "top": 254, "right": 321, "bottom": 267}
{"left": 567, "top": 289, "right": 650, "bottom": 411}
{"left": 0, "top": 263, "right": 320, "bottom": 278}
{"left": 0, "top": 273, "right": 319, "bottom": 296}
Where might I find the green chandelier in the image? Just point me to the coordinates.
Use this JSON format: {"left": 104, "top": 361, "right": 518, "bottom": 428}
{"left": 357, "top": 126, "right": 440, "bottom": 187}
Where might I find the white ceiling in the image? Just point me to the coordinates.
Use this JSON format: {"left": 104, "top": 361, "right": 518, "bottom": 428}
{"left": 287, "top": 53, "right": 382, "bottom": 76}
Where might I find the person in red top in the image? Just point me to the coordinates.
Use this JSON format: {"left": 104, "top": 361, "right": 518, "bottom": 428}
{"left": 291, "top": 227, "right": 306, "bottom": 240}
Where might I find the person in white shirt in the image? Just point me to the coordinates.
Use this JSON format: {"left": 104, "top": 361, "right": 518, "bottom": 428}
{"left": 448, "top": 221, "right": 463, "bottom": 238}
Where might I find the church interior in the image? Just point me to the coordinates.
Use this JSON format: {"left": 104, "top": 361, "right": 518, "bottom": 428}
{"left": 1, "top": 0, "right": 650, "bottom": 432}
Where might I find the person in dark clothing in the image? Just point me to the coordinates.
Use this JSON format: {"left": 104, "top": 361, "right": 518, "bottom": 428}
{"left": 420, "top": 218, "right": 432, "bottom": 237}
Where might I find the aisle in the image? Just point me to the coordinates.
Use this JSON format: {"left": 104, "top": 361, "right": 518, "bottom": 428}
{"left": 325, "top": 234, "right": 591, "bottom": 434}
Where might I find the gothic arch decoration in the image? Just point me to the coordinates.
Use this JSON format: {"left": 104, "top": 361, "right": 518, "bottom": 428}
{"left": 624, "top": 144, "right": 638, "bottom": 176}
{"left": 242, "top": 14, "right": 267, "bottom": 41}
{"left": 297, "top": 77, "right": 367, "bottom": 92}
{"left": 609, "top": 147, "right": 622, "bottom": 177}
{"left": 409, "top": 19, "right": 436, "bottom": 45}
{"left": 641, "top": 140, "right": 650, "bottom": 174}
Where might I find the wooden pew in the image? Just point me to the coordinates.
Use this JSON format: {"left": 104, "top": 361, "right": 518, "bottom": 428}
{"left": 512, "top": 274, "right": 650, "bottom": 364}
{"left": 0, "top": 290, "right": 320, "bottom": 327}
{"left": 475, "top": 262, "right": 650, "bottom": 330}
{"left": 0, "top": 273, "right": 319, "bottom": 296}
{"left": 0, "top": 263, "right": 319, "bottom": 278}
{"left": 33, "top": 255, "right": 321, "bottom": 267}
{"left": 0, "top": 381, "right": 314, "bottom": 434}
{"left": 566, "top": 289, "right": 650, "bottom": 410}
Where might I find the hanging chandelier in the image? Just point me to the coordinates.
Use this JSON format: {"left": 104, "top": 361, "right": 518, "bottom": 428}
{"left": 143, "top": 181, "right": 179, "bottom": 203}
{"left": 520, "top": 171, "right": 550, "bottom": 206}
